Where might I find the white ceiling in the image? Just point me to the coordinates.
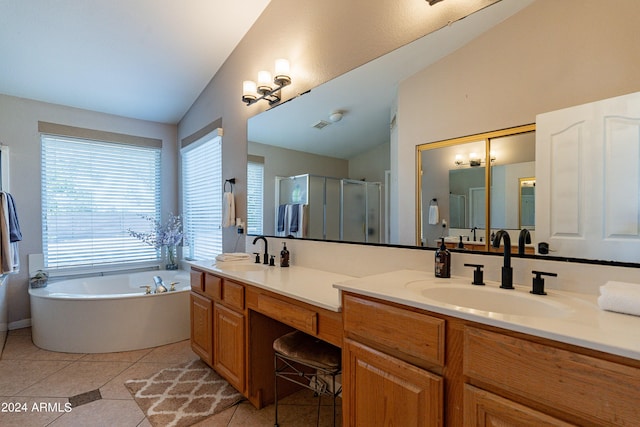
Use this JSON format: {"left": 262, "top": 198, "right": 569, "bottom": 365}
{"left": 0, "top": 0, "right": 270, "bottom": 124}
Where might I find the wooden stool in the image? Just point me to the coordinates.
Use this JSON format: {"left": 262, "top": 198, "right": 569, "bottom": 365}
{"left": 273, "top": 330, "right": 341, "bottom": 427}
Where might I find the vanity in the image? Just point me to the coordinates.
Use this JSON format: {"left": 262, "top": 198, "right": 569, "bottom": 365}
{"left": 190, "top": 257, "right": 640, "bottom": 426}
{"left": 336, "top": 270, "right": 640, "bottom": 426}
{"left": 188, "top": 261, "right": 349, "bottom": 409}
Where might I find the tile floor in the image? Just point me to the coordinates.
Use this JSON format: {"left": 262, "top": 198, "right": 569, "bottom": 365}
{"left": 0, "top": 328, "right": 342, "bottom": 426}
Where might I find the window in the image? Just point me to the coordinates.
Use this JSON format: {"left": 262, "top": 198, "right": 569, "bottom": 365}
{"left": 41, "top": 134, "right": 161, "bottom": 271}
{"left": 247, "top": 156, "right": 264, "bottom": 235}
{"left": 181, "top": 132, "right": 222, "bottom": 259}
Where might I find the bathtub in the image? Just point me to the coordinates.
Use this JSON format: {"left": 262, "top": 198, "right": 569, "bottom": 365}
{"left": 29, "top": 270, "right": 191, "bottom": 353}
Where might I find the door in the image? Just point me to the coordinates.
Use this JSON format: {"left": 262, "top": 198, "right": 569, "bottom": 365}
{"left": 214, "top": 303, "right": 245, "bottom": 392}
{"left": 190, "top": 292, "right": 213, "bottom": 366}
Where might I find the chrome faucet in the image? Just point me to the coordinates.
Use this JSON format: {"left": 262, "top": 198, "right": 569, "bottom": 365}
{"left": 492, "top": 229, "right": 514, "bottom": 289}
{"left": 518, "top": 228, "right": 531, "bottom": 255}
{"left": 153, "top": 275, "right": 167, "bottom": 293}
{"left": 252, "top": 235, "right": 269, "bottom": 265}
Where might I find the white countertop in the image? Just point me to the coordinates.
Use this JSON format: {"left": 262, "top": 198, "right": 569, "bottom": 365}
{"left": 190, "top": 261, "right": 352, "bottom": 312}
{"left": 334, "top": 269, "right": 640, "bottom": 361}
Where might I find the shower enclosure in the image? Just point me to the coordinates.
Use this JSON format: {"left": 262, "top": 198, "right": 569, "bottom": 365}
{"left": 275, "top": 174, "right": 382, "bottom": 243}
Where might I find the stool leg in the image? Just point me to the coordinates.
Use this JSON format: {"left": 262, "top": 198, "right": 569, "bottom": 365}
{"left": 332, "top": 373, "right": 336, "bottom": 427}
{"left": 316, "top": 391, "right": 322, "bottom": 427}
{"left": 274, "top": 355, "right": 279, "bottom": 427}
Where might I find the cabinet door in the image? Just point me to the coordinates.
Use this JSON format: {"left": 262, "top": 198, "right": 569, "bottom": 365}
{"left": 190, "top": 292, "right": 213, "bottom": 366}
{"left": 214, "top": 303, "right": 245, "bottom": 393}
{"left": 343, "top": 338, "right": 442, "bottom": 427}
{"left": 464, "top": 385, "right": 575, "bottom": 427}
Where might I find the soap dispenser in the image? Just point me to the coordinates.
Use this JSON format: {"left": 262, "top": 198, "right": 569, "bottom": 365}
{"left": 434, "top": 238, "right": 451, "bottom": 278}
{"left": 280, "top": 242, "right": 290, "bottom": 267}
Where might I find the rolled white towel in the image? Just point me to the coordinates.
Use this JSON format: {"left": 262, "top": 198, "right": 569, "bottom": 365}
{"left": 597, "top": 281, "right": 640, "bottom": 317}
{"left": 215, "top": 253, "right": 252, "bottom": 262}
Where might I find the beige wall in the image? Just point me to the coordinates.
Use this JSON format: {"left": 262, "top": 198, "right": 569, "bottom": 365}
{"left": 0, "top": 94, "right": 177, "bottom": 325}
{"left": 395, "top": 0, "right": 640, "bottom": 243}
{"left": 248, "top": 141, "right": 348, "bottom": 234}
{"left": 178, "top": 0, "right": 500, "bottom": 251}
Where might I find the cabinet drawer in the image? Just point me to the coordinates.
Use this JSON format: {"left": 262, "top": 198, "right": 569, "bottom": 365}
{"left": 343, "top": 294, "right": 445, "bottom": 366}
{"left": 222, "top": 280, "right": 245, "bottom": 311}
{"left": 204, "top": 273, "right": 222, "bottom": 300}
{"left": 464, "top": 385, "right": 575, "bottom": 426}
{"left": 190, "top": 269, "right": 204, "bottom": 292}
{"left": 257, "top": 293, "right": 317, "bottom": 335}
{"left": 464, "top": 327, "right": 640, "bottom": 426}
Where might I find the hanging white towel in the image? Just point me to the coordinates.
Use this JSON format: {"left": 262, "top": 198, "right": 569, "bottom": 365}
{"left": 222, "top": 192, "right": 236, "bottom": 228}
{"left": 598, "top": 281, "right": 640, "bottom": 317}
{"left": 428, "top": 204, "right": 439, "bottom": 225}
{"left": 0, "top": 193, "right": 17, "bottom": 274}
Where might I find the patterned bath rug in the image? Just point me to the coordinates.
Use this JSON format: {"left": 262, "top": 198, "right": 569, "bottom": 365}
{"left": 125, "top": 359, "right": 244, "bottom": 427}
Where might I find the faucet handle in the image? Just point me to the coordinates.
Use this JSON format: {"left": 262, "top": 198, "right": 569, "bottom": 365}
{"left": 253, "top": 252, "right": 261, "bottom": 263}
{"left": 140, "top": 285, "right": 152, "bottom": 294}
{"left": 530, "top": 270, "right": 558, "bottom": 295}
{"left": 464, "top": 263, "right": 485, "bottom": 286}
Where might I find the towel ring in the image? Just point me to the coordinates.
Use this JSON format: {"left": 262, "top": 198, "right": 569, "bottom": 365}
{"left": 430, "top": 198, "right": 438, "bottom": 206}
{"left": 224, "top": 178, "right": 235, "bottom": 193}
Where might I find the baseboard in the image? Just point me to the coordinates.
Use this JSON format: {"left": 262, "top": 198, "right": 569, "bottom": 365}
{"left": 9, "top": 318, "right": 31, "bottom": 330}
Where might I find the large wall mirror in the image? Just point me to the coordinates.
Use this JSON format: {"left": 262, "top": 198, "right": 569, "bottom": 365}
{"left": 416, "top": 125, "right": 535, "bottom": 253}
{"left": 246, "top": 0, "right": 640, "bottom": 267}
{"left": 247, "top": 1, "right": 529, "bottom": 244}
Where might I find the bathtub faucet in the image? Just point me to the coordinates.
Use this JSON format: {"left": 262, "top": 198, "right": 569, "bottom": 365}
{"left": 153, "top": 276, "right": 168, "bottom": 293}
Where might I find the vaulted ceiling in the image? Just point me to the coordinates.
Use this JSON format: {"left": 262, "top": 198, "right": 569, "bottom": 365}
{"left": 0, "top": 0, "right": 270, "bottom": 124}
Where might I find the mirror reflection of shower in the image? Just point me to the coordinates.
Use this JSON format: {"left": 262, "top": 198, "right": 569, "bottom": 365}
{"left": 275, "top": 174, "right": 382, "bottom": 243}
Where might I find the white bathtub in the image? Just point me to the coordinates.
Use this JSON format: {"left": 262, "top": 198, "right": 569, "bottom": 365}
{"left": 29, "top": 270, "right": 191, "bottom": 353}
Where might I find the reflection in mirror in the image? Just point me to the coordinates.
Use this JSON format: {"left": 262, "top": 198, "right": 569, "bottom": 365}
{"left": 419, "top": 139, "right": 486, "bottom": 249}
{"left": 519, "top": 177, "right": 535, "bottom": 229}
{"left": 489, "top": 130, "right": 536, "bottom": 233}
{"left": 417, "top": 125, "right": 535, "bottom": 253}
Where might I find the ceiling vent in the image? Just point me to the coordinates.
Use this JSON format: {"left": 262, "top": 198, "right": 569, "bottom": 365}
{"left": 311, "top": 120, "right": 331, "bottom": 130}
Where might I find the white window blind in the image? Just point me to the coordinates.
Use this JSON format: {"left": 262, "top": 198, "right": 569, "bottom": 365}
{"left": 41, "top": 135, "right": 161, "bottom": 271}
{"left": 247, "top": 157, "right": 264, "bottom": 235}
{"left": 181, "top": 134, "right": 222, "bottom": 259}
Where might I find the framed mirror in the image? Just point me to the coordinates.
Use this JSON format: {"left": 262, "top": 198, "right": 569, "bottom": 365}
{"left": 416, "top": 124, "right": 535, "bottom": 253}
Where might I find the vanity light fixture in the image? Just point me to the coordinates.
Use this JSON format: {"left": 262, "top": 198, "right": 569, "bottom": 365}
{"left": 454, "top": 152, "right": 497, "bottom": 167}
{"left": 242, "top": 59, "right": 292, "bottom": 106}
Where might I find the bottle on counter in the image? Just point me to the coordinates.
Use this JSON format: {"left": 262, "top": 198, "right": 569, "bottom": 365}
{"left": 280, "top": 242, "right": 290, "bottom": 267}
{"left": 434, "top": 237, "right": 451, "bottom": 278}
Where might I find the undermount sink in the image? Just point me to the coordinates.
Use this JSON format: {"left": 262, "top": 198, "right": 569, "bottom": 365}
{"left": 405, "top": 282, "right": 571, "bottom": 318}
{"left": 214, "top": 262, "right": 268, "bottom": 272}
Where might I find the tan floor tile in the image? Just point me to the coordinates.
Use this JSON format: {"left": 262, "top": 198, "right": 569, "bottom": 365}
{"left": 100, "top": 361, "right": 177, "bottom": 400}
{"left": 8, "top": 327, "right": 32, "bottom": 336}
{"left": 20, "top": 361, "right": 132, "bottom": 398}
{"left": 49, "top": 398, "right": 145, "bottom": 427}
{"left": 80, "top": 347, "right": 152, "bottom": 363}
{"left": 0, "top": 397, "right": 68, "bottom": 427}
{"left": 0, "top": 359, "right": 72, "bottom": 396}
{"left": 2, "top": 335, "right": 85, "bottom": 362}
{"left": 137, "top": 339, "right": 198, "bottom": 365}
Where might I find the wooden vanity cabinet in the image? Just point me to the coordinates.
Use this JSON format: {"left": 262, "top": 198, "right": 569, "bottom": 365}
{"left": 190, "top": 291, "right": 213, "bottom": 365}
{"left": 342, "top": 292, "right": 640, "bottom": 426}
{"left": 189, "top": 268, "right": 247, "bottom": 394}
{"left": 342, "top": 293, "right": 445, "bottom": 426}
{"left": 213, "top": 279, "right": 246, "bottom": 393}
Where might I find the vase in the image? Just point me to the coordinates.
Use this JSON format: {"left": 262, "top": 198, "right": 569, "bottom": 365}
{"left": 165, "top": 245, "right": 178, "bottom": 270}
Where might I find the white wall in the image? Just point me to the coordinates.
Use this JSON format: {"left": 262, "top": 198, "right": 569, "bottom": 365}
{"left": 0, "top": 94, "right": 177, "bottom": 325}
{"left": 396, "top": 0, "right": 640, "bottom": 244}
